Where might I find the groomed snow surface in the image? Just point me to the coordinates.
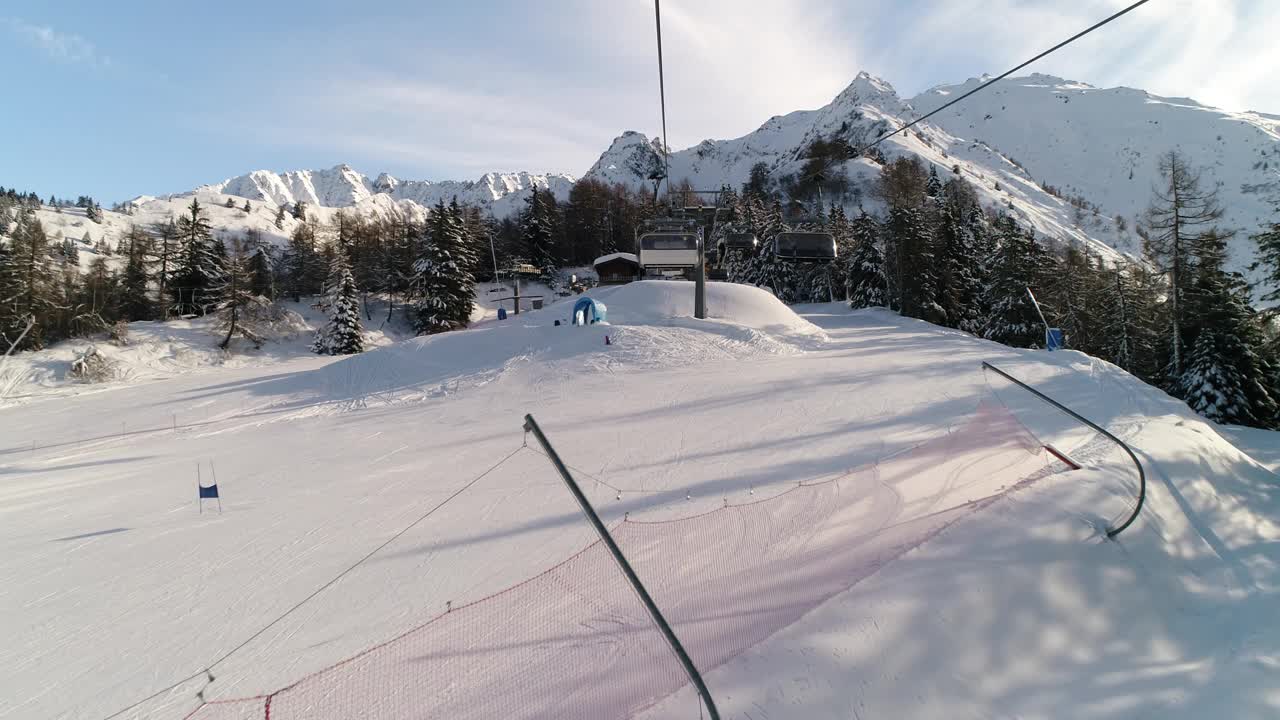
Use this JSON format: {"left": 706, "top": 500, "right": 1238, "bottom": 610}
{"left": 1, "top": 281, "right": 1277, "bottom": 720}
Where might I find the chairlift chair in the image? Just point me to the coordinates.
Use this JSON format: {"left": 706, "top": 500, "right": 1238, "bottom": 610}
{"left": 719, "top": 232, "right": 758, "bottom": 255}
{"left": 774, "top": 231, "right": 837, "bottom": 263}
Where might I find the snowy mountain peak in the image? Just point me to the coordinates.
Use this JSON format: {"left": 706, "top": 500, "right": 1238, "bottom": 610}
{"left": 586, "top": 131, "right": 664, "bottom": 186}
{"left": 189, "top": 166, "right": 576, "bottom": 219}
{"left": 831, "top": 72, "right": 907, "bottom": 117}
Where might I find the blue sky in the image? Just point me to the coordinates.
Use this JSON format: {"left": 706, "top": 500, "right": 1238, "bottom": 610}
{"left": 3, "top": 1, "right": 1276, "bottom": 203}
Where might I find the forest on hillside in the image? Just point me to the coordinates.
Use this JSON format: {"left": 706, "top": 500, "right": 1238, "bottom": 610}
{"left": 5, "top": 146, "right": 1280, "bottom": 429}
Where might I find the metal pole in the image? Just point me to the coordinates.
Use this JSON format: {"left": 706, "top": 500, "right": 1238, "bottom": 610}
{"left": 982, "top": 361, "right": 1145, "bottom": 537}
{"left": 1026, "top": 287, "right": 1051, "bottom": 336}
{"left": 694, "top": 231, "right": 707, "bottom": 320}
{"left": 523, "top": 414, "right": 720, "bottom": 720}
{"left": 489, "top": 234, "right": 499, "bottom": 283}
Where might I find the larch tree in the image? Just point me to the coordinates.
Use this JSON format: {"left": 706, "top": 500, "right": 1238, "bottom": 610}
{"left": 6, "top": 210, "right": 57, "bottom": 349}
{"left": 150, "top": 218, "right": 180, "bottom": 317}
{"left": 213, "top": 239, "right": 270, "bottom": 350}
{"left": 1142, "top": 150, "right": 1224, "bottom": 380}
{"left": 120, "top": 225, "right": 156, "bottom": 321}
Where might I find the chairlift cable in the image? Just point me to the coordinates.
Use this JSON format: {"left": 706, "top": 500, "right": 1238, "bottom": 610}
{"left": 857, "top": 0, "right": 1153, "bottom": 155}
{"left": 654, "top": 0, "right": 672, "bottom": 199}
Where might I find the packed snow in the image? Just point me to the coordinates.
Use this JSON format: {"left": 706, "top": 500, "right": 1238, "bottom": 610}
{"left": 0, "top": 299, "right": 411, "bottom": 407}
{"left": 1, "top": 284, "right": 1276, "bottom": 720}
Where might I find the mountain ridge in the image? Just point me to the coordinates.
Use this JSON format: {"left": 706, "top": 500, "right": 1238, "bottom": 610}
{"left": 156, "top": 71, "right": 1279, "bottom": 276}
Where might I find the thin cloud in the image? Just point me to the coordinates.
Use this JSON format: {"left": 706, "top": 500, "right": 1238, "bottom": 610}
{"left": 2, "top": 17, "right": 109, "bottom": 67}
{"left": 189, "top": 1, "right": 1280, "bottom": 186}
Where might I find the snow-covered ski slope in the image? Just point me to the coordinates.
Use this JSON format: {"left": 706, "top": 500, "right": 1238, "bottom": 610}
{"left": 2, "top": 282, "right": 1277, "bottom": 720}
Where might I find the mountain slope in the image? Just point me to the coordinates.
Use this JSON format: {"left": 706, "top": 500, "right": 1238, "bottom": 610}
{"left": 153, "top": 71, "right": 1279, "bottom": 276}
{"left": 911, "top": 73, "right": 1280, "bottom": 274}
{"left": 584, "top": 73, "right": 1142, "bottom": 264}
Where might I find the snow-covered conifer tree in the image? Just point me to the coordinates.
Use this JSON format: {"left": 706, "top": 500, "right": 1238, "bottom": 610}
{"left": 846, "top": 211, "right": 887, "bottom": 308}
{"left": 312, "top": 253, "right": 364, "bottom": 355}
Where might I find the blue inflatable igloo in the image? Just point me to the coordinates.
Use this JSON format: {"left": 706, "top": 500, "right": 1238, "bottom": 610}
{"left": 571, "top": 297, "right": 608, "bottom": 326}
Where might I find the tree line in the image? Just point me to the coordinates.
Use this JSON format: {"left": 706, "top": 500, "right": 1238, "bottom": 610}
{"left": 8, "top": 153, "right": 1280, "bottom": 430}
{"left": 0, "top": 179, "right": 664, "bottom": 358}
{"left": 714, "top": 151, "right": 1280, "bottom": 430}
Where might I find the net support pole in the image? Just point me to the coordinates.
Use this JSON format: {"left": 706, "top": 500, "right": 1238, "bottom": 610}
{"left": 523, "top": 414, "right": 720, "bottom": 720}
{"left": 982, "top": 361, "right": 1145, "bottom": 537}
{"left": 694, "top": 232, "right": 707, "bottom": 320}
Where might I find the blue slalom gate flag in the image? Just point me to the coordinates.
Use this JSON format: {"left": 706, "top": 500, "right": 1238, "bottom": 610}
{"left": 197, "top": 461, "right": 223, "bottom": 513}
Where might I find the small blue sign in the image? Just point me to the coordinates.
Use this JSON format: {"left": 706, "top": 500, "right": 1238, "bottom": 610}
{"left": 497, "top": 307, "right": 508, "bottom": 321}
{"left": 1046, "top": 328, "right": 1065, "bottom": 351}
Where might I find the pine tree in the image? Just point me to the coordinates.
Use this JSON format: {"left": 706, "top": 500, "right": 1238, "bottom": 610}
{"left": 1143, "top": 150, "right": 1224, "bottom": 380}
{"left": 225, "top": 197, "right": 237, "bottom": 208}
{"left": 412, "top": 200, "right": 477, "bottom": 334}
{"left": 275, "top": 204, "right": 287, "bottom": 230}
{"left": 244, "top": 229, "right": 274, "bottom": 300}
{"left": 243, "top": 200, "right": 252, "bottom": 214}
{"left": 825, "top": 205, "right": 853, "bottom": 301}
{"left": 292, "top": 201, "right": 308, "bottom": 222}
{"left": 519, "top": 186, "right": 558, "bottom": 276}
{"left": 1251, "top": 198, "right": 1280, "bottom": 306}
{"left": 846, "top": 211, "right": 888, "bottom": 309}
{"left": 743, "top": 200, "right": 799, "bottom": 302}
{"left": 170, "top": 199, "right": 224, "bottom": 315}
{"left": 1040, "top": 246, "right": 1100, "bottom": 355}
{"left": 1176, "top": 228, "right": 1277, "bottom": 426}
{"left": 983, "top": 215, "right": 1052, "bottom": 347}
{"left": 888, "top": 206, "right": 944, "bottom": 323}
{"left": 120, "top": 225, "right": 156, "bottom": 321}
{"left": 62, "top": 237, "right": 81, "bottom": 266}
{"left": 933, "top": 182, "right": 984, "bottom": 333}
{"left": 926, "top": 165, "right": 943, "bottom": 200}
{"left": 1178, "top": 329, "right": 1252, "bottom": 425}
{"left": 312, "top": 254, "right": 364, "bottom": 355}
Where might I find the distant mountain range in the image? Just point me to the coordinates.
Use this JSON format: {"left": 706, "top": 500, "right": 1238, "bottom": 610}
{"left": 153, "top": 71, "right": 1280, "bottom": 275}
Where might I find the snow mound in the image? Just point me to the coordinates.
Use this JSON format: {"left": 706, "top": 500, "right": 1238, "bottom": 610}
{"left": 589, "top": 281, "right": 828, "bottom": 343}
{"left": 299, "top": 289, "right": 819, "bottom": 412}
